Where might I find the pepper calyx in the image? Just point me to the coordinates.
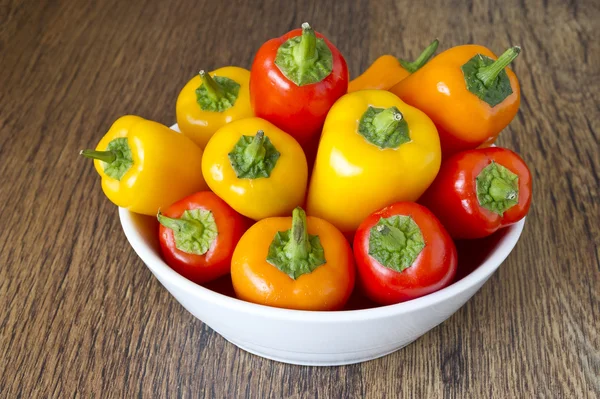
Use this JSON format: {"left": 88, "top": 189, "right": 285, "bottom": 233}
{"left": 358, "top": 106, "right": 410, "bottom": 149}
{"left": 274, "top": 22, "right": 333, "bottom": 86}
{"left": 368, "top": 215, "right": 425, "bottom": 272}
{"left": 266, "top": 207, "right": 326, "bottom": 280}
{"left": 461, "top": 46, "right": 520, "bottom": 107}
{"left": 157, "top": 209, "right": 218, "bottom": 255}
{"left": 476, "top": 161, "right": 519, "bottom": 215}
{"left": 228, "top": 130, "right": 280, "bottom": 179}
{"left": 195, "top": 70, "right": 240, "bottom": 112}
{"left": 398, "top": 39, "right": 439, "bottom": 73}
{"left": 80, "top": 137, "right": 133, "bottom": 181}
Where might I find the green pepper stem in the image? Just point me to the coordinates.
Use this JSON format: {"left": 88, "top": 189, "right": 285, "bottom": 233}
{"left": 283, "top": 207, "right": 311, "bottom": 261}
{"left": 80, "top": 149, "right": 116, "bottom": 163}
{"left": 199, "top": 70, "right": 225, "bottom": 101}
{"left": 476, "top": 46, "right": 521, "bottom": 87}
{"left": 243, "top": 130, "right": 267, "bottom": 165}
{"left": 398, "top": 39, "right": 439, "bottom": 73}
{"left": 372, "top": 106, "right": 403, "bottom": 140}
{"left": 488, "top": 177, "right": 518, "bottom": 202}
{"left": 375, "top": 224, "right": 407, "bottom": 252}
{"left": 293, "top": 22, "right": 317, "bottom": 68}
{"left": 157, "top": 212, "right": 205, "bottom": 236}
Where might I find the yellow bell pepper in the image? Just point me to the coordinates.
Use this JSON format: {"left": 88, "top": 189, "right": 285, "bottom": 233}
{"left": 176, "top": 66, "right": 253, "bottom": 149}
{"left": 306, "top": 90, "right": 441, "bottom": 234}
{"left": 81, "top": 115, "right": 207, "bottom": 216}
{"left": 202, "top": 117, "right": 307, "bottom": 220}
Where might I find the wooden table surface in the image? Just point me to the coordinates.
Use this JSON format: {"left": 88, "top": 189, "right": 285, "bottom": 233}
{"left": 1, "top": 0, "right": 598, "bottom": 397}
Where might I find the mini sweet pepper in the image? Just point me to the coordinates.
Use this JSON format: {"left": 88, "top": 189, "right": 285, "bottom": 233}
{"left": 250, "top": 22, "right": 348, "bottom": 148}
{"left": 81, "top": 115, "right": 207, "bottom": 216}
{"left": 390, "top": 45, "right": 521, "bottom": 156}
{"left": 176, "top": 67, "right": 253, "bottom": 149}
{"left": 306, "top": 90, "right": 441, "bottom": 235}
{"left": 348, "top": 39, "right": 438, "bottom": 92}
{"left": 419, "top": 147, "right": 532, "bottom": 239}
{"left": 202, "top": 117, "right": 308, "bottom": 220}
{"left": 231, "top": 207, "right": 355, "bottom": 311}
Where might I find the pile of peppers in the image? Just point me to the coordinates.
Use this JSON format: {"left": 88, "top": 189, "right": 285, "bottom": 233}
{"left": 82, "top": 23, "right": 531, "bottom": 311}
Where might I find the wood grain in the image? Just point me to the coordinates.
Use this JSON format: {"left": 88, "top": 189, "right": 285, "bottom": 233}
{"left": 0, "top": 0, "right": 598, "bottom": 397}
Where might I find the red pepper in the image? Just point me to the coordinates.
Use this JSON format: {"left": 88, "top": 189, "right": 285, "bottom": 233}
{"left": 353, "top": 202, "right": 457, "bottom": 305}
{"left": 419, "top": 147, "right": 532, "bottom": 239}
{"left": 157, "top": 191, "right": 247, "bottom": 284}
{"left": 249, "top": 22, "right": 348, "bottom": 148}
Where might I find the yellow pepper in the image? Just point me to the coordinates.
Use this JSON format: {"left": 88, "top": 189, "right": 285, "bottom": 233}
{"left": 306, "top": 90, "right": 441, "bottom": 234}
{"left": 202, "top": 117, "right": 307, "bottom": 220}
{"left": 81, "top": 115, "right": 207, "bottom": 216}
{"left": 176, "top": 66, "right": 254, "bottom": 149}
{"left": 348, "top": 39, "right": 438, "bottom": 92}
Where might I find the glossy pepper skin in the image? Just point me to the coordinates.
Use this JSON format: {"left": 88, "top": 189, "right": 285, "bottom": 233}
{"left": 348, "top": 39, "right": 439, "bottom": 92}
{"left": 419, "top": 147, "right": 531, "bottom": 239}
{"left": 354, "top": 202, "right": 457, "bottom": 305}
{"left": 390, "top": 45, "right": 521, "bottom": 157}
{"left": 231, "top": 207, "right": 355, "bottom": 311}
{"left": 249, "top": 23, "right": 348, "bottom": 147}
{"left": 81, "top": 116, "right": 207, "bottom": 216}
{"left": 202, "top": 117, "right": 307, "bottom": 221}
{"left": 306, "top": 90, "right": 441, "bottom": 235}
{"left": 157, "top": 191, "right": 248, "bottom": 284}
{"left": 176, "top": 67, "right": 253, "bottom": 149}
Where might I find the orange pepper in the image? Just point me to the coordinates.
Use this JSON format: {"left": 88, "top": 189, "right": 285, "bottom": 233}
{"left": 348, "top": 39, "right": 438, "bottom": 92}
{"left": 231, "top": 207, "right": 355, "bottom": 311}
{"left": 390, "top": 45, "right": 521, "bottom": 157}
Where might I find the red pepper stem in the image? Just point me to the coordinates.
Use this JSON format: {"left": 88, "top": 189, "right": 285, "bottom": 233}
{"left": 283, "top": 207, "right": 311, "bottom": 261}
{"left": 476, "top": 46, "right": 521, "bottom": 87}
{"left": 489, "top": 177, "right": 517, "bottom": 202}
{"left": 476, "top": 161, "right": 519, "bottom": 215}
{"left": 375, "top": 224, "right": 407, "bottom": 251}
{"left": 157, "top": 212, "right": 205, "bottom": 236}
{"left": 293, "top": 23, "right": 317, "bottom": 67}
{"left": 199, "top": 70, "right": 225, "bottom": 101}
{"left": 399, "top": 39, "right": 439, "bottom": 73}
{"left": 79, "top": 149, "right": 116, "bottom": 164}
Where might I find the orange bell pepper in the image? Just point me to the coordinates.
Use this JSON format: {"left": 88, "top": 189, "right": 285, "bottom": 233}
{"left": 348, "top": 39, "right": 438, "bottom": 92}
{"left": 231, "top": 207, "right": 355, "bottom": 311}
{"left": 390, "top": 45, "right": 521, "bottom": 157}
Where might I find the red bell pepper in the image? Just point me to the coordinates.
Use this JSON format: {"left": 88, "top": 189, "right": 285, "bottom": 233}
{"left": 157, "top": 191, "right": 247, "bottom": 284}
{"left": 249, "top": 22, "right": 348, "bottom": 148}
{"left": 419, "top": 147, "right": 532, "bottom": 239}
{"left": 353, "top": 202, "right": 457, "bottom": 305}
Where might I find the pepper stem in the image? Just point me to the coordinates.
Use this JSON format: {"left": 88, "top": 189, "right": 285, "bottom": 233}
{"left": 199, "top": 70, "right": 225, "bottom": 101}
{"left": 79, "top": 149, "right": 116, "bottom": 164}
{"left": 476, "top": 161, "right": 519, "bottom": 215}
{"left": 398, "top": 39, "right": 439, "bottom": 73}
{"left": 157, "top": 212, "right": 205, "bottom": 237}
{"left": 243, "top": 130, "right": 267, "bottom": 165}
{"left": 372, "top": 106, "right": 403, "bottom": 140}
{"left": 293, "top": 22, "right": 317, "bottom": 68}
{"left": 283, "top": 207, "right": 311, "bottom": 261}
{"left": 488, "top": 177, "right": 518, "bottom": 202}
{"left": 375, "top": 224, "right": 407, "bottom": 252}
{"left": 476, "top": 46, "right": 521, "bottom": 87}
{"left": 367, "top": 215, "right": 425, "bottom": 273}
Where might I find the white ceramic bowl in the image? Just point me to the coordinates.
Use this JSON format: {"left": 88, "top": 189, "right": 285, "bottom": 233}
{"left": 119, "top": 206, "right": 525, "bottom": 366}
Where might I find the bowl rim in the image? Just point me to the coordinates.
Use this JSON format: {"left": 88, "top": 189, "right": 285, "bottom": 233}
{"left": 119, "top": 206, "right": 525, "bottom": 322}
